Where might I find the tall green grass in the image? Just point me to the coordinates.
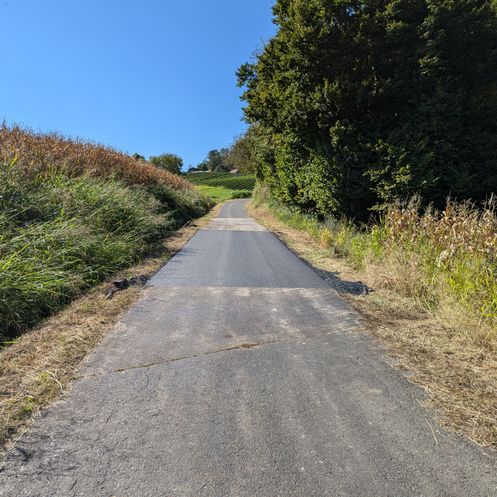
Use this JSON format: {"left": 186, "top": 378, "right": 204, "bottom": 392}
{"left": 0, "top": 160, "right": 208, "bottom": 339}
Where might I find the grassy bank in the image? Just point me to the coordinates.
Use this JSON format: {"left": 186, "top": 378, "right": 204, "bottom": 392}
{"left": 186, "top": 172, "right": 255, "bottom": 202}
{"left": 253, "top": 184, "right": 497, "bottom": 346}
{"left": 251, "top": 184, "right": 497, "bottom": 448}
{"left": 0, "top": 126, "right": 209, "bottom": 341}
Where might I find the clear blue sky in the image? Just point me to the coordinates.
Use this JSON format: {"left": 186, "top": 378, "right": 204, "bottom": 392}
{"left": 0, "top": 0, "right": 275, "bottom": 168}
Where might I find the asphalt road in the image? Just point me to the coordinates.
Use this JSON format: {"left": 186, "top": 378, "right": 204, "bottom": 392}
{"left": 1, "top": 200, "right": 496, "bottom": 496}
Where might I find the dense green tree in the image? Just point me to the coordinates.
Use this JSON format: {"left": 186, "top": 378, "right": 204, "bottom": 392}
{"left": 149, "top": 153, "right": 183, "bottom": 175}
{"left": 198, "top": 148, "right": 231, "bottom": 172}
{"left": 225, "top": 128, "right": 261, "bottom": 173}
{"left": 238, "top": 0, "right": 497, "bottom": 219}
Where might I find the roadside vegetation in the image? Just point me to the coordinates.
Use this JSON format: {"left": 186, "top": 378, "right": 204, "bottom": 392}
{"left": 254, "top": 185, "right": 497, "bottom": 348}
{"left": 238, "top": 1, "right": 497, "bottom": 219}
{"left": 0, "top": 206, "right": 220, "bottom": 454}
{"left": 186, "top": 172, "right": 255, "bottom": 202}
{"left": 0, "top": 125, "right": 209, "bottom": 342}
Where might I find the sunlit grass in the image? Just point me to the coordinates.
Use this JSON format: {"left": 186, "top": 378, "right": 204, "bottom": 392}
{"left": 196, "top": 184, "right": 252, "bottom": 202}
{"left": 0, "top": 126, "right": 210, "bottom": 340}
{"left": 188, "top": 173, "right": 255, "bottom": 203}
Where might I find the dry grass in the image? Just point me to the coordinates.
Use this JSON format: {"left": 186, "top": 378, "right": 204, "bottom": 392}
{"left": 0, "top": 124, "right": 192, "bottom": 190}
{"left": 0, "top": 205, "right": 220, "bottom": 456}
{"left": 378, "top": 198, "right": 497, "bottom": 335}
{"left": 248, "top": 201, "right": 497, "bottom": 450}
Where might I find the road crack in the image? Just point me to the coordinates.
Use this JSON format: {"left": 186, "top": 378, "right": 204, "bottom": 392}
{"left": 76, "top": 329, "right": 359, "bottom": 380}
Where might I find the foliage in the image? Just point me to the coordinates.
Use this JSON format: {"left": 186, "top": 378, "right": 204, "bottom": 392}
{"left": 231, "top": 190, "right": 253, "bottom": 199}
{"left": 195, "top": 148, "right": 231, "bottom": 172}
{"left": 149, "top": 153, "right": 183, "bottom": 175}
{"left": 239, "top": 1, "right": 497, "bottom": 219}
{"left": 225, "top": 128, "right": 259, "bottom": 173}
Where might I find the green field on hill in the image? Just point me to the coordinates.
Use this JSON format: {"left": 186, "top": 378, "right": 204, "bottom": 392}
{"left": 186, "top": 172, "right": 256, "bottom": 202}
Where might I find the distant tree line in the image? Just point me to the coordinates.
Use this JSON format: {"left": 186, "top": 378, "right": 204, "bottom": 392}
{"left": 187, "top": 133, "right": 258, "bottom": 174}
{"left": 133, "top": 133, "right": 258, "bottom": 177}
{"left": 237, "top": 0, "right": 497, "bottom": 219}
{"left": 190, "top": 148, "right": 231, "bottom": 173}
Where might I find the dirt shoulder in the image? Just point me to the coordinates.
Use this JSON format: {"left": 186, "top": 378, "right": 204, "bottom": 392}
{"left": 248, "top": 201, "right": 497, "bottom": 451}
{"left": 0, "top": 205, "right": 221, "bottom": 455}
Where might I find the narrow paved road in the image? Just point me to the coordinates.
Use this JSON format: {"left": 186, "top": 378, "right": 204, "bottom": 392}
{"left": 1, "top": 200, "right": 496, "bottom": 496}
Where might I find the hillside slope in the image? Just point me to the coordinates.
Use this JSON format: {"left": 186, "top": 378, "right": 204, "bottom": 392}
{"left": 0, "top": 126, "right": 209, "bottom": 340}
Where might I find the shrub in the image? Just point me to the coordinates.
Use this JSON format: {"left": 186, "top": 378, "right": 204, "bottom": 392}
{"left": 231, "top": 190, "right": 253, "bottom": 199}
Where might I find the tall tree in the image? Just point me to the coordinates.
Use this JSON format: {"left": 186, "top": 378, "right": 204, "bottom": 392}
{"left": 226, "top": 128, "right": 260, "bottom": 174}
{"left": 198, "top": 149, "right": 231, "bottom": 172}
{"left": 149, "top": 153, "right": 183, "bottom": 175}
{"left": 238, "top": 0, "right": 497, "bottom": 219}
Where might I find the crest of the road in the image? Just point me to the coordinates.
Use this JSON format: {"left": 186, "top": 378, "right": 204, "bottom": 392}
{"left": 1, "top": 200, "right": 496, "bottom": 496}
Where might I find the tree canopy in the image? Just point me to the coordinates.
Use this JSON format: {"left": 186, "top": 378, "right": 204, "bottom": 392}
{"left": 196, "top": 149, "right": 231, "bottom": 172}
{"left": 149, "top": 153, "right": 183, "bottom": 175}
{"left": 225, "top": 129, "right": 260, "bottom": 174}
{"left": 238, "top": 0, "right": 497, "bottom": 219}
